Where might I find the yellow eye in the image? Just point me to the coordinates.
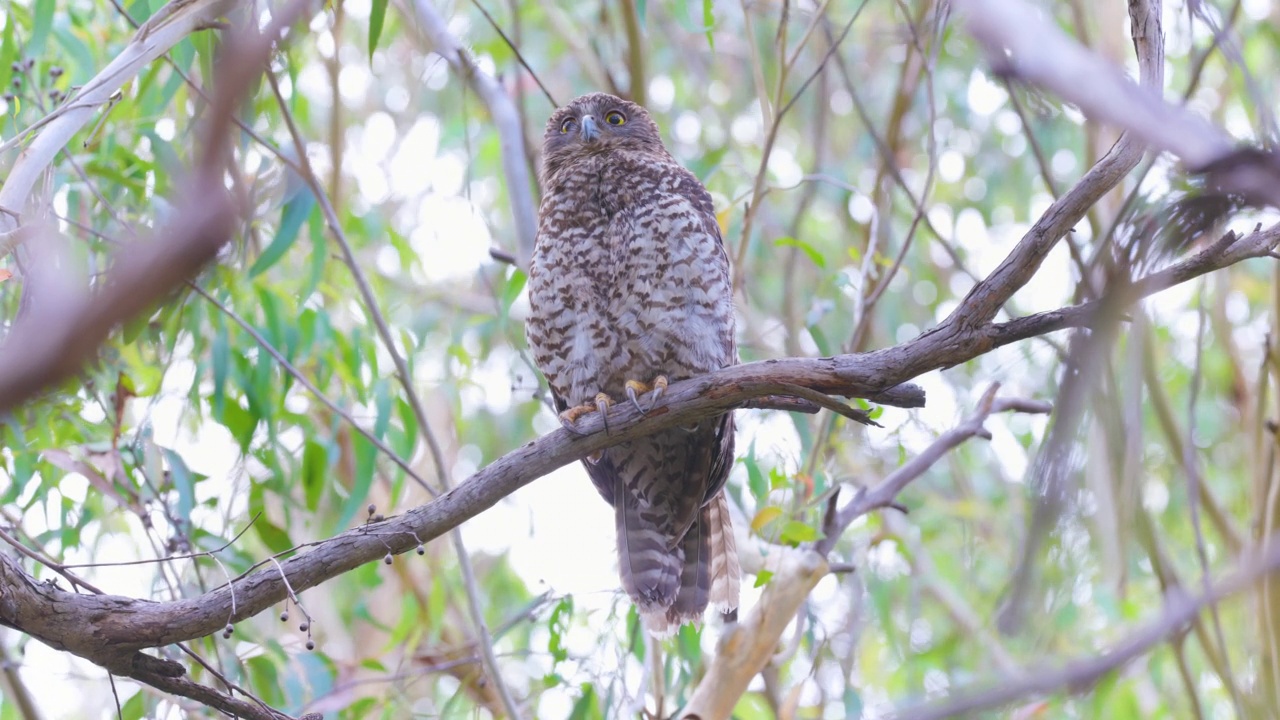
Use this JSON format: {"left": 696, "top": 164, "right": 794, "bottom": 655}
{"left": 605, "top": 111, "right": 626, "bottom": 126}
{"left": 560, "top": 118, "right": 577, "bottom": 134}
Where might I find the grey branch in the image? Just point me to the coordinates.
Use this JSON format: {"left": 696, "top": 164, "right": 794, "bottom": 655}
{"left": 955, "top": 0, "right": 1280, "bottom": 207}
{"left": 0, "top": 1, "right": 316, "bottom": 717}
{"left": 0, "top": 0, "right": 243, "bottom": 256}
{"left": 0, "top": 217, "right": 1274, "bottom": 678}
{"left": 405, "top": 0, "right": 540, "bottom": 268}
{"left": 896, "top": 539, "right": 1280, "bottom": 720}
{"left": 680, "top": 385, "right": 1050, "bottom": 720}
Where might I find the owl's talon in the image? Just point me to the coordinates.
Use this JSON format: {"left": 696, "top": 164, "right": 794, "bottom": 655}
{"left": 625, "top": 375, "right": 669, "bottom": 414}
{"left": 594, "top": 392, "right": 613, "bottom": 433}
{"left": 625, "top": 381, "right": 646, "bottom": 415}
{"left": 557, "top": 393, "right": 616, "bottom": 434}
{"left": 648, "top": 375, "right": 668, "bottom": 411}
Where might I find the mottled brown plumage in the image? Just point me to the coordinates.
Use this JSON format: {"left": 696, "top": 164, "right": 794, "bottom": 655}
{"left": 525, "top": 93, "right": 740, "bottom": 634}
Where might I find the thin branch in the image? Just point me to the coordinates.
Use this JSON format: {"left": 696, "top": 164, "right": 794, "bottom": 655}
{"left": 895, "top": 538, "right": 1280, "bottom": 720}
{"left": 1183, "top": 285, "right": 1246, "bottom": 715}
{"left": 0, "top": 521, "right": 104, "bottom": 594}
{"left": 681, "top": 386, "right": 1049, "bottom": 717}
{"left": 732, "top": 4, "right": 864, "bottom": 292}
{"left": 0, "top": 0, "right": 240, "bottom": 256}
{"left": 262, "top": 60, "right": 524, "bottom": 719}
{"left": 404, "top": 0, "right": 539, "bottom": 267}
{"left": 955, "top": 0, "right": 1280, "bottom": 208}
{"left": 619, "top": 0, "right": 645, "bottom": 105}
{"left": 188, "top": 284, "right": 429, "bottom": 488}
{"left": 467, "top": 0, "right": 557, "bottom": 109}
{"left": 817, "top": 385, "right": 1051, "bottom": 555}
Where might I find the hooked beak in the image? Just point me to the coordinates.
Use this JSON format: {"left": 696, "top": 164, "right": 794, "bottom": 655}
{"left": 580, "top": 114, "right": 599, "bottom": 142}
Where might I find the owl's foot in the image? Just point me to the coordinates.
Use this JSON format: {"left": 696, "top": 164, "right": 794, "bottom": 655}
{"left": 624, "top": 375, "right": 669, "bottom": 414}
{"left": 558, "top": 392, "right": 615, "bottom": 434}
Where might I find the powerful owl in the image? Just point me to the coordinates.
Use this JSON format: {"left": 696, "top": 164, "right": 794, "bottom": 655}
{"left": 525, "top": 93, "right": 740, "bottom": 634}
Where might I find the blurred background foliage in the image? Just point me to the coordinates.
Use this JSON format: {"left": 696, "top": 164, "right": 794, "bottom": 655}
{"left": 0, "top": 0, "right": 1279, "bottom": 718}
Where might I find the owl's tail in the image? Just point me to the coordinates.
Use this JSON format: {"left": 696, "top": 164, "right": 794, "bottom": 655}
{"left": 706, "top": 491, "right": 741, "bottom": 615}
{"left": 627, "top": 493, "right": 741, "bottom": 637}
{"left": 616, "top": 486, "right": 683, "bottom": 632}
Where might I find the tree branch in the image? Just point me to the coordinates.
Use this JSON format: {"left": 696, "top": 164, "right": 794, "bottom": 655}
{"left": 896, "top": 538, "right": 1280, "bottom": 720}
{"left": 0, "top": 0, "right": 243, "bottom": 256}
{"left": 403, "top": 0, "right": 539, "bottom": 268}
{"left": 955, "top": 0, "right": 1280, "bottom": 207}
{"left": 0, "top": 214, "right": 1274, "bottom": 675}
{"left": 679, "top": 385, "right": 1050, "bottom": 719}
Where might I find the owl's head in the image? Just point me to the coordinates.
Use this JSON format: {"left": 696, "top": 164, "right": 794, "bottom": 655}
{"left": 541, "top": 93, "right": 665, "bottom": 181}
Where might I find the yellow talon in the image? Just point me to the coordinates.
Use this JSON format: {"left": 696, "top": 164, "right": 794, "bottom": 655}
{"left": 624, "top": 375, "right": 669, "bottom": 414}
{"left": 558, "top": 392, "right": 616, "bottom": 433}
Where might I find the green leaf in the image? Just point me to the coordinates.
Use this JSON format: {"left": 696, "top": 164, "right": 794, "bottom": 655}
{"left": 702, "top": 0, "right": 715, "bottom": 50}
{"left": 302, "top": 439, "right": 327, "bottom": 512}
{"left": 211, "top": 324, "right": 229, "bottom": 416}
{"left": 162, "top": 448, "right": 196, "bottom": 525}
{"left": 808, "top": 324, "right": 832, "bottom": 356}
{"left": 774, "top": 236, "right": 827, "bottom": 269}
{"left": 218, "top": 401, "right": 258, "bottom": 451}
{"left": 126, "top": 0, "right": 151, "bottom": 21}
{"left": 249, "top": 193, "right": 315, "bottom": 278}
{"left": 303, "top": 203, "right": 326, "bottom": 297}
{"left": 122, "top": 313, "right": 150, "bottom": 344}
{"left": 568, "top": 683, "right": 603, "bottom": 720}
{"left": 676, "top": 622, "right": 701, "bottom": 660}
{"left": 368, "top": 0, "right": 389, "bottom": 59}
{"left": 754, "top": 569, "right": 774, "bottom": 588}
{"left": 502, "top": 268, "right": 528, "bottom": 312}
{"left": 120, "top": 690, "right": 147, "bottom": 720}
{"left": 0, "top": 10, "right": 18, "bottom": 94}
{"left": 548, "top": 596, "right": 573, "bottom": 664}
{"left": 744, "top": 447, "right": 767, "bottom": 500}
{"left": 254, "top": 515, "right": 294, "bottom": 554}
{"left": 732, "top": 692, "right": 774, "bottom": 720}
{"left": 335, "top": 435, "right": 376, "bottom": 531}
{"left": 373, "top": 378, "right": 392, "bottom": 438}
{"left": 780, "top": 520, "right": 820, "bottom": 545}
{"left": 27, "top": 0, "right": 56, "bottom": 58}
{"left": 256, "top": 285, "right": 284, "bottom": 348}
{"left": 751, "top": 506, "right": 782, "bottom": 533}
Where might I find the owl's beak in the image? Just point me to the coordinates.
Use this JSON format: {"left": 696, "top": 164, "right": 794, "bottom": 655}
{"left": 580, "top": 115, "right": 600, "bottom": 142}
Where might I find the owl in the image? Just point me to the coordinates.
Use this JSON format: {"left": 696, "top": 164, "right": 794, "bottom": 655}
{"left": 525, "top": 93, "right": 740, "bottom": 635}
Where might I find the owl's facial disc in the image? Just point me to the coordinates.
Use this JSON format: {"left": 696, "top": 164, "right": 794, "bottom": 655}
{"left": 580, "top": 114, "right": 600, "bottom": 142}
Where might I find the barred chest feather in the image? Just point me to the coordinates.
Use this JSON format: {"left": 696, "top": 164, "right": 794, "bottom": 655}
{"left": 527, "top": 151, "right": 735, "bottom": 408}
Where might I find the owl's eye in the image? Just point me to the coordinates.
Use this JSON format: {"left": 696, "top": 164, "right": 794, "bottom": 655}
{"left": 605, "top": 111, "right": 626, "bottom": 126}
{"left": 560, "top": 118, "right": 577, "bottom": 134}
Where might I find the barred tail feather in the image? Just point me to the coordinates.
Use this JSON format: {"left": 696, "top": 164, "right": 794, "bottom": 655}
{"left": 668, "top": 506, "right": 711, "bottom": 617}
{"left": 639, "top": 511, "right": 711, "bottom": 637}
{"left": 616, "top": 483, "right": 681, "bottom": 614}
{"left": 707, "top": 491, "right": 741, "bottom": 616}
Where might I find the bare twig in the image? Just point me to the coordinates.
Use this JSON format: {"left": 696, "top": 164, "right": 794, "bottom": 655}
{"left": 262, "top": 58, "right": 525, "bottom": 720}
{"left": 817, "top": 385, "right": 1051, "bottom": 555}
{"left": 896, "top": 539, "right": 1280, "bottom": 720}
{"left": 466, "top": 0, "right": 557, "bottom": 108}
{"left": 955, "top": 0, "right": 1280, "bottom": 207}
{"left": 405, "top": 0, "right": 539, "bottom": 267}
{"left": 680, "top": 385, "right": 1049, "bottom": 717}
